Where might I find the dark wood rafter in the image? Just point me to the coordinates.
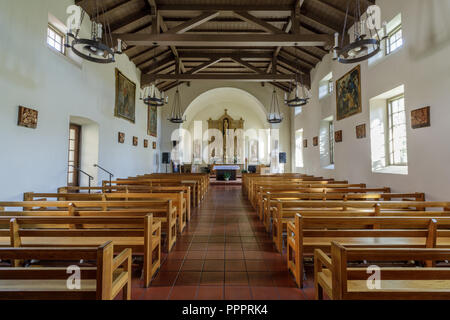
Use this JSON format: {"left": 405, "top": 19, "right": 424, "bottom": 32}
{"left": 75, "top": 0, "right": 375, "bottom": 92}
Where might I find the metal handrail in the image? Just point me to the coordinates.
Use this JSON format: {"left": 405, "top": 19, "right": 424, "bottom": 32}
{"left": 69, "top": 165, "right": 94, "bottom": 193}
{"left": 94, "top": 164, "right": 114, "bottom": 192}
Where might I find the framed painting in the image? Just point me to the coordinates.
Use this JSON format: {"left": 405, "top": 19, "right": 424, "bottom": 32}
{"left": 313, "top": 136, "right": 319, "bottom": 147}
{"left": 118, "top": 132, "right": 125, "bottom": 144}
{"left": 115, "top": 68, "right": 136, "bottom": 123}
{"left": 144, "top": 139, "right": 149, "bottom": 148}
{"left": 153, "top": 142, "right": 157, "bottom": 149}
{"left": 411, "top": 106, "right": 430, "bottom": 129}
{"left": 18, "top": 106, "right": 38, "bottom": 129}
{"left": 356, "top": 124, "right": 366, "bottom": 139}
{"left": 336, "top": 65, "right": 362, "bottom": 121}
{"left": 303, "top": 139, "right": 308, "bottom": 148}
{"left": 148, "top": 105, "right": 158, "bottom": 137}
{"left": 335, "top": 130, "right": 343, "bottom": 143}
{"left": 133, "top": 136, "right": 138, "bottom": 146}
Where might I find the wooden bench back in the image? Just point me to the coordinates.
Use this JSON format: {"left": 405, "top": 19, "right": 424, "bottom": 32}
{"left": 0, "top": 241, "right": 131, "bottom": 300}
{"left": 321, "top": 242, "right": 450, "bottom": 300}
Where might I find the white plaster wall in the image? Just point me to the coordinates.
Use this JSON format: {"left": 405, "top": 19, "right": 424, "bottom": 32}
{"left": 293, "top": 0, "right": 450, "bottom": 200}
{"left": 160, "top": 82, "right": 292, "bottom": 172}
{"left": 0, "top": 0, "right": 162, "bottom": 200}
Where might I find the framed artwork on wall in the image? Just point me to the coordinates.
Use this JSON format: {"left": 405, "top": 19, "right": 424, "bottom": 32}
{"left": 133, "top": 136, "right": 138, "bottom": 146}
{"left": 356, "top": 124, "right": 366, "bottom": 139}
{"left": 303, "top": 139, "right": 308, "bottom": 148}
{"left": 336, "top": 65, "right": 362, "bottom": 121}
{"left": 153, "top": 142, "right": 157, "bottom": 149}
{"left": 18, "top": 106, "right": 38, "bottom": 129}
{"left": 118, "top": 132, "right": 125, "bottom": 143}
{"left": 114, "top": 68, "right": 136, "bottom": 123}
{"left": 411, "top": 106, "right": 430, "bottom": 129}
{"left": 144, "top": 139, "right": 148, "bottom": 148}
{"left": 148, "top": 105, "right": 158, "bottom": 137}
{"left": 335, "top": 130, "right": 343, "bottom": 143}
{"left": 313, "top": 136, "right": 319, "bottom": 147}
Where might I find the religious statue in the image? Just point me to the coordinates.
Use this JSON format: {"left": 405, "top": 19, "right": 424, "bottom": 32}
{"left": 208, "top": 109, "right": 244, "bottom": 164}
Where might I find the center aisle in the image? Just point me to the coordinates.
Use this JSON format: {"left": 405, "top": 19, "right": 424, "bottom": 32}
{"left": 133, "top": 185, "right": 312, "bottom": 300}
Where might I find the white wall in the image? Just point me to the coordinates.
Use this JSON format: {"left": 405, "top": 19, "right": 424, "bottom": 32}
{"left": 0, "top": 0, "right": 162, "bottom": 200}
{"left": 293, "top": 0, "right": 450, "bottom": 200}
{"left": 160, "top": 82, "right": 292, "bottom": 172}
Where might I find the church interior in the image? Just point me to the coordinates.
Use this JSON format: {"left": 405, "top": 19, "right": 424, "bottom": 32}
{"left": 1, "top": 0, "right": 450, "bottom": 303}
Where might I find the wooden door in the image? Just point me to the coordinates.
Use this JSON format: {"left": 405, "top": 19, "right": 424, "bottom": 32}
{"left": 68, "top": 124, "right": 81, "bottom": 186}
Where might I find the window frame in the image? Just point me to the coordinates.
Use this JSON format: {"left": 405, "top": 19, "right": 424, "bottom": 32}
{"left": 47, "top": 23, "right": 66, "bottom": 55}
{"left": 295, "top": 129, "right": 304, "bottom": 168}
{"left": 386, "top": 94, "right": 407, "bottom": 166}
{"left": 328, "top": 121, "right": 335, "bottom": 165}
{"left": 386, "top": 25, "right": 403, "bottom": 55}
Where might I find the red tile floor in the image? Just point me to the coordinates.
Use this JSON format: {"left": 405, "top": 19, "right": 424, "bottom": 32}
{"left": 130, "top": 185, "right": 314, "bottom": 300}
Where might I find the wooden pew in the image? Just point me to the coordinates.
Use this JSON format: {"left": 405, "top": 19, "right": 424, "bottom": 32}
{"left": 0, "top": 200, "right": 177, "bottom": 253}
{"left": 131, "top": 173, "right": 208, "bottom": 201}
{"left": 0, "top": 215, "right": 160, "bottom": 287}
{"left": 287, "top": 215, "right": 450, "bottom": 288}
{"left": 242, "top": 173, "right": 317, "bottom": 196}
{"left": 270, "top": 193, "right": 426, "bottom": 243}
{"left": 315, "top": 242, "right": 450, "bottom": 300}
{"left": 259, "top": 188, "right": 396, "bottom": 226}
{"left": 249, "top": 181, "right": 357, "bottom": 208}
{"left": 24, "top": 192, "right": 188, "bottom": 234}
{"left": 0, "top": 241, "right": 131, "bottom": 300}
{"left": 58, "top": 185, "right": 192, "bottom": 220}
{"left": 109, "top": 179, "right": 201, "bottom": 207}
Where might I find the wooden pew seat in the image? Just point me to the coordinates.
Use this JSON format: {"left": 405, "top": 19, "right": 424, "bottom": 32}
{"left": 315, "top": 243, "right": 450, "bottom": 300}
{"left": 0, "top": 241, "right": 131, "bottom": 300}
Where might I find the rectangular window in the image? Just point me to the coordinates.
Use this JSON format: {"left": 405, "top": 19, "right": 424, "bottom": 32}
{"left": 319, "top": 72, "right": 333, "bottom": 99}
{"left": 47, "top": 24, "right": 65, "bottom": 54}
{"left": 328, "top": 121, "right": 334, "bottom": 165}
{"left": 328, "top": 81, "right": 334, "bottom": 94}
{"left": 295, "top": 129, "right": 304, "bottom": 168}
{"left": 386, "top": 26, "right": 403, "bottom": 55}
{"left": 387, "top": 95, "right": 407, "bottom": 166}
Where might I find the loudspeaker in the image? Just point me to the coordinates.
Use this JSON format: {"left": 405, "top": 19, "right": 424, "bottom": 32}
{"left": 279, "top": 152, "right": 287, "bottom": 164}
{"left": 162, "top": 152, "right": 171, "bottom": 164}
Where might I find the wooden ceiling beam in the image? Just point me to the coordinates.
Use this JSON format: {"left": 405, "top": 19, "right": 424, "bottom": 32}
{"left": 186, "top": 59, "right": 222, "bottom": 74}
{"left": 233, "top": 11, "right": 284, "bottom": 34}
{"left": 230, "top": 57, "right": 265, "bottom": 74}
{"left": 179, "top": 52, "right": 273, "bottom": 59}
{"left": 279, "top": 49, "right": 315, "bottom": 69}
{"left": 166, "top": 12, "right": 221, "bottom": 34}
{"left": 310, "top": 0, "right": 356, "bottom": 21}
{"left": 114, "top": 33, "right": 334, "bottom": 47}
{"left": 277, "top": 54, "right": 309, "bottom": 73}
{"left": 110, "top": 11, "right": 148, "bottom": 33}
{"left": 142, "top": 73, "right": 297, "bottom": 86}
{"left": 140, "top": 54, "right": 174, "bottom": 73}
{"left": 157, "top": 4, "right": 293, "bottom": 15}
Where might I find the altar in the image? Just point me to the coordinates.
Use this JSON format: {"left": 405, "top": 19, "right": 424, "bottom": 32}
{"left": 213, "top": 165, "right": 241, "bottom": 181}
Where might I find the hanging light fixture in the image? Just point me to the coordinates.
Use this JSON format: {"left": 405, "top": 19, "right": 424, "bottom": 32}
{"left": 140, "top": 84, "right": 169, "bottom": 107}
{"left": 333, "top": 0, "right": 387, "bottom": 64}
{"left": 284, "top": 74, "right": 310, "bottom": 107}
{"left": 65, "top": 0, "right": 122, "bottom": 64}
{"left": 168, "top": 84, "right": 186, "bottom": 124}
{"left": 267, "top": 88, "right": 283, "bottom": 124}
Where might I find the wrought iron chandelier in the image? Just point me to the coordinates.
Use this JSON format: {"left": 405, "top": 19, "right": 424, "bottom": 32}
{"left": 284, "top": 75, "right": 310, "bottom": 108}
{"left": 140, "top": 84, "right": 168, "bottom": 107}
{"left": 65, "top": 1, "right": 122, "bottom": 64}
{"left": 168, "top": 85, "right": 186, "bottom": 124}
{"left": 333, "top": 0, "right": 387, "bottom": 64}
{"left": 267, "top": 88, "right": 283, "bottom": 124}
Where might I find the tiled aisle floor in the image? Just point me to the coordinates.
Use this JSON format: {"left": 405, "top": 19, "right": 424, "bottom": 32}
{"left": 131, "top": 185, "right": 314, "bottom": 300}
